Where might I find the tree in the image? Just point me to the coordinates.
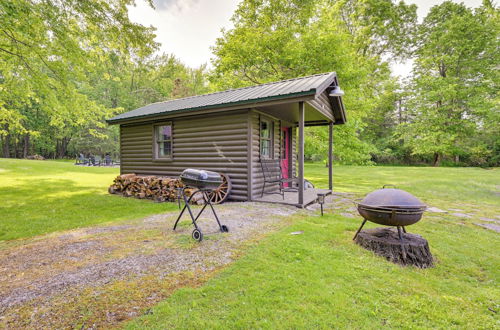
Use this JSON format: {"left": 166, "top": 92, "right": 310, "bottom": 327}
{"left": 210, "top": 0, "right": 417, "bottom": 164}
{"left": 0, "top": 0, "right": 157, "bottom": 157}
{"left": 398, "top": 1, "right": 499, "bottom": 166}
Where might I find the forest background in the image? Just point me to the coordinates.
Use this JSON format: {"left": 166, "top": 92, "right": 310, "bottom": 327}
{"left": 1, "top": 0, "right": 498, "bottom": 166}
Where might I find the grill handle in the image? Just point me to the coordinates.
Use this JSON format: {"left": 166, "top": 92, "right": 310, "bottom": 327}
{"left": 382, "top": 184, "right": 397, "bottom": 189}
{"left": 352, "top": 198, "right": 363, "bottom": 207}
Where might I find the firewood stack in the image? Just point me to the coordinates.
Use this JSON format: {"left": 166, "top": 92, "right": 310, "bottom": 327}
{"left": 108, "top": 173, "right": 201, "bottom": 203}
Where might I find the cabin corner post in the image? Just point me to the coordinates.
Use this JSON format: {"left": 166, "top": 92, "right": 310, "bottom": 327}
{"left": 298, "top": 101, "right": 305, "bottom": 206}
{"left": 247, "top": 109, "right": 254, "bottom": 201}
{"left": 119, "top": 124, "right": 123, "bottom": 175}
{"left": 328, "top": 121, "right": 333, "bottom": 191}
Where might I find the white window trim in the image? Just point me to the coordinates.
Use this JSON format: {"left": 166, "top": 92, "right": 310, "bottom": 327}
{"left": 153, "top": 122, "right": 173, "bottom": 161}
{"left": 260, "top": 117, "right": 273, "bottom": 159}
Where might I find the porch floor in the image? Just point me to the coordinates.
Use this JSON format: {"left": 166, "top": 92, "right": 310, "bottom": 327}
{"left": 252, "top": 188, "right": 332, "bottom": 208}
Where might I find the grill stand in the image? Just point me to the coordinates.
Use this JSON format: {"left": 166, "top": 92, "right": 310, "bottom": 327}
{"left": 173, "top": 187, "right": 228, "bottom": 241}
{"left": 353, "top": 210, "right": 408, "bottom": 260}
{"left": 352, "top": 219, "right": 367, "bottom": 240}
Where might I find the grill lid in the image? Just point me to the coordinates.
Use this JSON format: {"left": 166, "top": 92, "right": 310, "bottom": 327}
{"left": 180, "top": 168, "right": 223, "bottom": 189}
{"left": 359, "top": 188, "right": 426, "bottom": 209}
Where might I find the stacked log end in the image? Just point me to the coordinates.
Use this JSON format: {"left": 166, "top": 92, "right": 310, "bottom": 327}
{"left": 108, "top": 173, "right": 201, "bottom": 204}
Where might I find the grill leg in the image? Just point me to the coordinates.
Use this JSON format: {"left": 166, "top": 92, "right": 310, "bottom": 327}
{"left": 261, "top": 181, "right": 266, "bottom": 197}
{"left": 176, "top": 188, "right": 182, "bottom": 210}
{"left": 192, "top": 200, "right": 209, "bottom": 226}
{"left": 185, "top": 201, "right": 200, "bottom": 230}
{"left": 397, "top": 226, "right": 407, "bottom": 260}
{"left": 402, "top": 226, "right": 407, "bottom": 233}
{"left": 173, "top": 189, "right": 201, "bottom": 230}
{"left": 353, "top": 219, "right": 367, "bottom": 240}
{"left": 397, "top": 226, "right": 404, "bottom": 241}
{"left": 203, "top": 192, "right": 224, "bottom": 230}
{"left": 173, "top": 204, "right": 188, "bottom": 230}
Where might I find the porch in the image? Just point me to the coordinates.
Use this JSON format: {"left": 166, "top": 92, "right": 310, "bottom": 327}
{"left": 251, "top": 95, "right": 343, "bottom": 207}
{"left": 252, "top": 188, "right": 332, "bottom": 208}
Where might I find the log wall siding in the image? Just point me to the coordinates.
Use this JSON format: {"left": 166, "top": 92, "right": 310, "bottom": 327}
{"left": 307, "top": 91, "right": 334, "bottom": 121}
{"left": 120, "top": 111, "right": 249, "bottom": 201}
{"left": 291, "top": 126, "right": 297, "bottom": 180}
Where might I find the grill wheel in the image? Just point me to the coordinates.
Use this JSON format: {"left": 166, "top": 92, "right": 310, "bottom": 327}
{"left": 208, "top": 173, "right": 232, "bottom": 204}
{"left": 192, "top": 229, "right": 203, "bottom": 242}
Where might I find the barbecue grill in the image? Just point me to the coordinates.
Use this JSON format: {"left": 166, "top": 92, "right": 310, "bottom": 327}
{"left": 179, "top": 169, "right": 223, "bottom": 190}
{"left": 173, "top": 169, "right": 229, "bottom": 241}
{"left": 353, "top": 185, "right": 426, "bottom": 243}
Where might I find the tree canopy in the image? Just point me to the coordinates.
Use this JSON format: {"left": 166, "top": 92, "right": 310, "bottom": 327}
{"left": 397, "top": 0, "right": 499, "bottom": 166}
{"left": 0, "top": 0, "right": 206, "bottom": 158}
{"left": 210, "top": 0, "right": 418, "bottom": 164}
{"left": 1, "top": 0, "right": 498, "bottom": 166}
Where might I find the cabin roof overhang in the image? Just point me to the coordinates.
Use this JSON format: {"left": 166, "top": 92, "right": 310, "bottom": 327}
{"left": 107, "top": 72, "right": 347, "bottom": 126}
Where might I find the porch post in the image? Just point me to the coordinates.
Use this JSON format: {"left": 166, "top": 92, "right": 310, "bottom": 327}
{"left": 328, "top": 121, "right": 333, "bottom": 191}
{"left": 298, "top": 101, "right": 305, "bottom": 206}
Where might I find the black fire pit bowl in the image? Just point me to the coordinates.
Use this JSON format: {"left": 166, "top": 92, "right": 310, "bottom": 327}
{"left": 354, "top": 186, "right": 427, "bottom": 242}
{"left": 357, "top": 205, "right": 425, "bottom": 227}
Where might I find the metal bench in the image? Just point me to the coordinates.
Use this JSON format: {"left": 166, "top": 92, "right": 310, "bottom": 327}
{"left": 260, "top": 159, "right": 298, "bottom": 199}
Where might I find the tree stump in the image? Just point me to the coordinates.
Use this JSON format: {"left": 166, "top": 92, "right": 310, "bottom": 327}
{"left": 355, "top": 227, "right": 434, "bottom": 268}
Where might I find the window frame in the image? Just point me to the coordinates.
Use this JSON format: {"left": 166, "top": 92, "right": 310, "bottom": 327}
{"left": 259, "top": 117, "right": 274, "bottom": 159}
{"left": 152, "top": 122, "right": 173, "bottom": 161}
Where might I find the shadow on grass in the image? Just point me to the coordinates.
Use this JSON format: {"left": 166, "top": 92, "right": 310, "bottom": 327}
{"left": 0, "top": 178, "right": 175, "bottom": 241}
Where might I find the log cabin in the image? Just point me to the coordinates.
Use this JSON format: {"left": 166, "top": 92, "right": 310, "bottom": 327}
{"left": 107, "top": 72, "right": 346, "bottom": 207}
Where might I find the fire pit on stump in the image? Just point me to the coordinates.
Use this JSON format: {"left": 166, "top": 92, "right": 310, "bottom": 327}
{"left": 353, "top": 186, "right": 433, "bottom": 268}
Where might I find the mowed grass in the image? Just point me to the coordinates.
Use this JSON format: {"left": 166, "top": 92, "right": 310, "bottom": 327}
{"left": 1, "top": 159, "right": 499, "bottom": 328}
{"left": 128, "top": 164, "right": 500, "bottom": 329}
{"left": 306, "top": 163, "right": 500, "bottom": 213}
{"left": 0, "top": 158, "right": 176, "bottom": 241}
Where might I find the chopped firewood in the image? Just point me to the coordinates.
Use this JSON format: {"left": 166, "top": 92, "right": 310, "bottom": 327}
{"left": 108, "top": 174, "right": 198, "bottom": 204}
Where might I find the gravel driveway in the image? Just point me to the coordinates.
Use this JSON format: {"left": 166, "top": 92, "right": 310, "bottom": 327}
{"left": 0, "top": 194, "right": 358, "bottom": 329}
{"left": 0, "top": 201, "right": 308, "bottom": 328}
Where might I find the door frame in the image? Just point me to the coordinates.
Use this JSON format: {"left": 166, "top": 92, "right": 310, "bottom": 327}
{"left": 281, "top": 126, "right": 292, "bottom": 183}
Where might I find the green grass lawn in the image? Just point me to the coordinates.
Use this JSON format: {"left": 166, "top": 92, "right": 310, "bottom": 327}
{"left": 306, "top": 163, "right": 500, "bottom": 212}
{"left": 0, "top": 158, "right": 177, "bottom": 241}
{"left": 127, "top": 163, "right": 500, "bottom": 329}
{"left": 1, "top": 159, "right": 499, "bottom": 328}
{"left": 3, "top": 159, "right": 497, "bottom": 243}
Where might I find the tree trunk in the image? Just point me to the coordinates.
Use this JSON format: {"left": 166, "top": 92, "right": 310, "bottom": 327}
{"left": 1, "top": 131, "right": 10, "bottom": 158}
{"left": 397, "top": 98, "right": 403, "bottom": 124}
{"left": 355, "top": 228, "right": 434, "bottom": 268}
{"left": 14, "top": 135, "right": 20, "bottom": 158}
{"left": 433, "top": 152, "right": 441, "bottom": 167}
{"left": 23, "top": 134, "right": 30, "bottom": 158}
{"left": 56, "top": 140, "right": 60, "bottom": 158}
{"left": 57, "top": 137, "right": 71, "bottom": 158}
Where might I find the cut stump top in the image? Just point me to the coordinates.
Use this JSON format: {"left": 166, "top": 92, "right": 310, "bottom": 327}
{"left": 355, "top": 227, "right": 434, "bottom": 268}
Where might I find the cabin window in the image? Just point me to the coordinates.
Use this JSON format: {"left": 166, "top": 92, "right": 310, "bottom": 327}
{"left": 154, "top": 123, "right": 172, "bottom": 159}
{"left": 260, "top": 118, "right": 273, "bottom": 158}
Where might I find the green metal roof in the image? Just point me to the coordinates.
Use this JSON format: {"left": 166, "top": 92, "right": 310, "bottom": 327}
{"left": 107, "top": 72, "right": 341, "bottom": 124}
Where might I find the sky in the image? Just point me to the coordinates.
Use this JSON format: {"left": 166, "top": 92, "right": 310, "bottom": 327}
{"left": 128, "top": 0, "right": 484, "bottom": 78}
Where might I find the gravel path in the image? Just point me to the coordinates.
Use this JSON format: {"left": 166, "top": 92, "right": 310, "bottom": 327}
{"left": 0, "top": 193, "right": 367, "bottom": 328}
{"left": 0, "top": 200, "right": 309, "bottom": 327}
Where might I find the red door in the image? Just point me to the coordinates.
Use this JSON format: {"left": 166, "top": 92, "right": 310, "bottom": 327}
{"left": 281, "top": 127, "right": 290, "bottom": 187}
